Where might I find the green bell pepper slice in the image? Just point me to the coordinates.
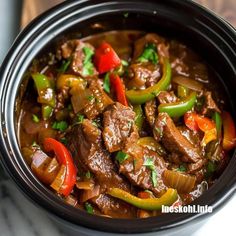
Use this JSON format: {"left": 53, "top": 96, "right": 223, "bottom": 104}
{"left": 32, "top": 73, "right": 56, "bottom": 120}
{"left": 158, "top": 91, "right": 197, "bottom": 118}
{"left": 107, "top": 188, "right": 178, "bottom": 211}
{"left": 42, "top": 105, "right": 53, "bottom": 120}
{"left": 212, "top": 112, "right": 222, "bottom": 139}
{"left": 126, "top": 58, "right": 171, "bottom": 104}
{"left": 177, "top": 85, "right": 189, "bottom": 98}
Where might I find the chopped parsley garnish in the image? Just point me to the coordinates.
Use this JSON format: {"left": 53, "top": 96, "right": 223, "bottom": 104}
{"left": 83, "top": 61, "right": 94, "bottom": 76}
{"left": 77, "top": 114, "right": 84, "bottom": 124}
{"left": 82, "top": 47, "right": 95, "bottom": 76}
{"left": 123, "top": 12, "right": 129, "bottom": 18}
{"left": 143, "top": 158, "right": 155, "bottom": 170}
{"left": 85, "top": 171, "right": 91, "bottom": 179}
{"left": 137, "top": 43, "right": 159, "bottom": 65}
{"left": 87, "top": 95, "right": 95, "bottom": 102}
{"left": 177, "top": 164, "right": 186, "bottom": 172}
{"left": 151, "top": 169, "right": 158, "bottom": 187}
{"left": 84, "top": 202, "right": 94, "bottom": 214}
{"left": 58, "top": 59, "right": 71, "bottom": 73}
{"left": 103, "top": 73, "right": 110, "bottom": 93}
{"left": 205, "top": 161, "right": 216, "bottom": 178}
{"left": 121, "top": 59, "right": 129, "bottom": 66}
{"left": 116, "top": 151, "right": 129, "bottom": 164}
{"left": 60, "top": 137, "right": 68, "bottom": 145}
{"left": 143, "top": 158, "right": 157, "bottom": 187}
{"left": 32, "top": 114, "right": 40, "bottom": 123}
{"left": 31, "top": 141, "right": 40, "bottom": 148}
{"left": 52, "top": 121, "right": 68, "bottom": 132}
{"left": 92, "top": 121, "right": 98, "bottom": 127}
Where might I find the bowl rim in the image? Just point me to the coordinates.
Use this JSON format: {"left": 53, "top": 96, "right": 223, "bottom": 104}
{"left": 0, "top": 0, "right": 236, "bottom": 234}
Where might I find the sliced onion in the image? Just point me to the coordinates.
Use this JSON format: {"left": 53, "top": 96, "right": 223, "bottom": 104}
{"left": 76, "top": 180, "right": 94, "bottom": 190}
{"left": 42, "top": 157, "right": 60, "bottom": 185}
{"left": 163, "top": 169, "right": 196, "bottom": 193}
{"left": 31, "top": 150, "right": 51, "bottom": 182}
{"left": 172, "top": 76, "right": 204, "bottom": 92}
{"left": 50, "top": 164, "right": 66, "bottom": 192}
{"left": 71, "top": 88, "right": 92, "bottom": 113}
{"left": 80, "top": 185, "right": 100, "bottom": 203}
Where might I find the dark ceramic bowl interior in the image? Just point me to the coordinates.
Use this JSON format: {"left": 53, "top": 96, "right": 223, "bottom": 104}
{"left": 0, "top": 0, "right": 236, "bottom": 234}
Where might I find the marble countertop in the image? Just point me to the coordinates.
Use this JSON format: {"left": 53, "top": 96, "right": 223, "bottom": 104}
{"left": 1, "top": 0, "right": 236, "bottom": 235}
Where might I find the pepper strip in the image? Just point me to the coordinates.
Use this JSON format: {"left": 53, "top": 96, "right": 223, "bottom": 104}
{"left": 32, "top": 73, "right": 56, "bottom": 120}
{"left": 110, "top": 73, "right": 128, "bottom": 106}
{"left": 212, "top": 112, "right": 222, "bottom": 139}
{"left": 126, "top": 58, "right": 171, "bottom": 104}
{"left": 158, "top": 91, "right": 197, "bottom": 117}
{"left": 44, "top": 138, "right": 77, "bottom": 196}
{"left": 107, "top": 188, "right": 177, "bottom": 211}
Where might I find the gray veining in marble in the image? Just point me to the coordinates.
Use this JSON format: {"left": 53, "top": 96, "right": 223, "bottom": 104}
{"left": 0, "top": 170, "right": 65, "bottom": 236}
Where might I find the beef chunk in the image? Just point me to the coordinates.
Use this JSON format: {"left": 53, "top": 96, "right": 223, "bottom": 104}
{"left": 103, "top": 102, "right": 138, "bottom": 152}
{"left": 144, "top": 99, "right": 157, "bottom": 127}
{"left": 127, "top": 33, "right": 169, "bottom": 90}
{"left": 119, "top": 139, "right": 168, "bottom": 196}
{"left": 202, "top": 91, "right": 221, "bottom": 115}
{"left": 67, "top": 119, "right": 136, "bottom": 216}
{"left": 91, "top": 194, "right": 135, "bottom": 218}
{"left": 154, "top": 113, "right": 204, "bottom": 172}
{"left": 127, "top": 62, "right": 161, "bottom": 89}
{"left": 71, "top": 79, "right": 113, "bottom": 119}
{"left": 59, "top": 39, "right": 98, "bottom": 76}
{"left": 67, "top": 119, "right": 130, "bottom": 191}
{"left": 157, "top": 91, "right": 178, "bottom": 104}
{"left": 84, "top": 79, "right": 113, "bottom": 119}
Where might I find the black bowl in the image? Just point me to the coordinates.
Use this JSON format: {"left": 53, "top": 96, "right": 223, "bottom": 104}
{"left": 0, "top": 0, "right": 236, "bottom": 235}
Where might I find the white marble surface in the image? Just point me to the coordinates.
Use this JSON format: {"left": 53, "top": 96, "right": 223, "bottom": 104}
{"left": 0, "top": 170, "right": 235, "bottom": 236}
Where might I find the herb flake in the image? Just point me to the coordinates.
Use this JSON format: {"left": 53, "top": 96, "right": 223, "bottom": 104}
{"left": 143, "top": 158, "right": 155, "bottom": 170}
{"left": 151, "top": 170, "right": 158, "bottom": 187}
{"left": 87, "top": 95, "right": 95, "bottom": 102}
{"left": 32, "top": 114, "right": 40, "bottom": 123}
{"left": 116, "top": 151, "right": 129, "bottom": 164}
{"left": 103, "top": 73, "right": 110, "bottom": 93}
{"left": 137, "top": 43, "right": 159, "bottom": 65}
{"left": 84, "top": 202, "right": 94, "bottom": 214}
{"left": 177, "top": 164, "right": 186, "bottom": 172}
{"left": 58, "top": 59, "right": 71, "bottom": 73}
{"left": 121, "top": 59, "right": 129, "bottom": 66}
{"left": 143, "top": 158, "right": 158, "bottom": 187}
{"left": 82, "top": 47, "right": 95, "bottom": 76}
{"left": 77, "top": 114, "right": 84, "bottom": 124}
{"left": 52, "top": 121, "right": 68, "bottom": 132}
{"left": 60, "top": 137, "right": 68, "bottom": 145}
{"left": 85, "top": 171, "right": 91, "bottom": 179}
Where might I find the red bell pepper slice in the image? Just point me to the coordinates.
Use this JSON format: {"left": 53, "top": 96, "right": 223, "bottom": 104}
{"left": 44, "top": 138, "right": 77, "bottom": 196}
{"left": 184, "top": 112, "right": 199, "bottom": 131}
{"left": 222, "top": 111, "right": 236, "bottom": 151}
{"left": 184, "top": 112, "right": 217, "bottom": 146}
{"left": 94, "top": 42, "right": 121, "bottom": 74}
{"left": 110, "top": 73, "right": 128, "bottom": 106}
{"left": 184, "top": 112, "right": 215, "bottom": 132}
